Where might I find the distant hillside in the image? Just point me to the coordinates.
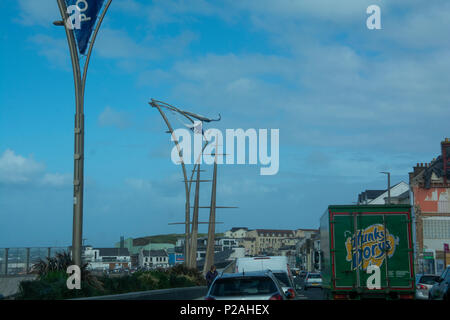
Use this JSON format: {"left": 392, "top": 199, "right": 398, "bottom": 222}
{"left": 133, "top": 233, "right": 225, "bottom": 246}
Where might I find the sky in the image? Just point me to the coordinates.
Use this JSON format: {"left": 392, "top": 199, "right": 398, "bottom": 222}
{"left": 1, "top": 0, "right": 449, "bottom": 248}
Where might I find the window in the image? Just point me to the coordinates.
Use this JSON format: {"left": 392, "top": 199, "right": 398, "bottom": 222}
{"left": 211, "top": 277, "right": 278, "bottom": 297}
{"left": 423, "top": 219, "right": 450, "bottom": 239}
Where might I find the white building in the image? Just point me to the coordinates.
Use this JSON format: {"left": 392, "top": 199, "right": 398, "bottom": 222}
{"left": 224, "top": 227, "right": 248, "bottom": 239}
{"left": 83, "top": 247, "right": 131, "bottom": 271}
{"left": 138, "top": 249, "right": 169, "bottom": 269}
{"left": 368, "top": 181, "right": 410, "bottom": 204}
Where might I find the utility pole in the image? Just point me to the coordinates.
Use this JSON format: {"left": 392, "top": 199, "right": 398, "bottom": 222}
{"left": 54, "top": 0, "right": 112, "bottom": 267}
{"left": 380, "top": 171, "right": 391, "bottom": 204}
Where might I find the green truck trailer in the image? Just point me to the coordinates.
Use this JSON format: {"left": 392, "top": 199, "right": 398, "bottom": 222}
{"left": 320, "top": 205, "right": 415, "bottom": 300}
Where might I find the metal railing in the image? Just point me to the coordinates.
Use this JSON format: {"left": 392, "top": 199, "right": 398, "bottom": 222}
{"left": 0, "top": 247, "right": 70, "bottom": 275}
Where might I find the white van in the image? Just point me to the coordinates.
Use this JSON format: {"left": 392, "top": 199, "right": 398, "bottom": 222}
{"left": 236, "top": 256, "right": 290, "bottom": 274}
{"left": 235, "top": 256, "right": 296, "bottom": 298}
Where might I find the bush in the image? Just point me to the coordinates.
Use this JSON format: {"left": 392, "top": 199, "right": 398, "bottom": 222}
{"left": 16, "top": 271, "right": 105, "bottom": 300}
{"left": 16, "top": 264, "right": 205, "bottom": 299}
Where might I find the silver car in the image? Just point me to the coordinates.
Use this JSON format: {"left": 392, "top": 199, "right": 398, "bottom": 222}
{"left": 415, "top": 274, "right": 440, "bottom": 300}
{"left": 205, "top": 271, "right": 289, "bottom": 300}
{"left": 271, "top": 270, "right": 297, "bottom": 299}
{"left": 304, "top": 272, "right": 322, "bottom": 290}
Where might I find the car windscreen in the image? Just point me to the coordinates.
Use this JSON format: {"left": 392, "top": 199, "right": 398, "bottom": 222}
{"left": 210, "top": 277, "right": 278, "bottom": 297}
{"left": 419, "top": 275, "right": 440, "bottom": 285}
{"left": 273, "top": 272, "right": 291, "bottom": 287}
{"left": 307, "top": 274, "right": 321, "bottom": 279}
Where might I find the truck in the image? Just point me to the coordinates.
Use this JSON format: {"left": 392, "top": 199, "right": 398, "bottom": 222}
{"left": 320, "top": 204, "right": 415, "bottom": 300}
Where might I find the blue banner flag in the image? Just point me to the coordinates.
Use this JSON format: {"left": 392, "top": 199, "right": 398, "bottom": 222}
{"left": 65, "top": 0, "right": 105, "bottom": 55}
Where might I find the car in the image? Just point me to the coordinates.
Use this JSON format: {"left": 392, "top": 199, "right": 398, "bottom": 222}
{"left": 304, "top": 272, "right": 322, "bottom": 290}
{"left": 235, "top": 256, "right": 296, "bottom": 299}
{"left": 299, "top": 271, "right": 307, "bottom": 279}
{"left": 429, "top": 266, "right": 450, "bottom": 301}
{"left": 415, "top": 274, "right": 440, "bottom": 300}
{"left": 204, "top": 271, "right": 290, "bottom": 300}
{"left": 271, "top": 270, "right": 297, "bottom": 299}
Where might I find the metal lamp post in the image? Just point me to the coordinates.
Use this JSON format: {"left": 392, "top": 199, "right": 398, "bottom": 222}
{"left": 54, "top": 0, "right": 112, "bottom": 266}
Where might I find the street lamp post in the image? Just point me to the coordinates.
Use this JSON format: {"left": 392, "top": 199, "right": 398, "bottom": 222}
{"left": 55, "top": 0, "right": 112, "bottom": 267}
{"left": 380, "top": 171, "right": 391, "bottom": 204}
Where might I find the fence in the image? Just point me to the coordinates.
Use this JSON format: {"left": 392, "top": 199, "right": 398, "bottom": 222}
{"left": 0, "top": 247, "right": 70, "bottom": 275}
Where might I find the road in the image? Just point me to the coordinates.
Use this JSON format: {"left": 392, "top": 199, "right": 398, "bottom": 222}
{"left": 293, "top": 276, "right": 324, "bottom": 300}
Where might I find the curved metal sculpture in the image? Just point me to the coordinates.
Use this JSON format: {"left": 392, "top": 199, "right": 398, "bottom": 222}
{"left": 149, "top": 99, "right": 219, "bottom": 268}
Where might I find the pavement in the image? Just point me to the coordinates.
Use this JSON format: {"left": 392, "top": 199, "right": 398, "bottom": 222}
{"left": 0, "top": 274, "right": 38, "bottom": 298}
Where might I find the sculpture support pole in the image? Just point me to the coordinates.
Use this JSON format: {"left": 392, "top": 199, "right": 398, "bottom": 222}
{"left": 151, "top": 102, "right": 191, "bottom": 267}
{"left": 204, "top": 137, "right": 218, "bottom": 274}
{"left": 190, "top": 164, "right": 201, "bottom": 268}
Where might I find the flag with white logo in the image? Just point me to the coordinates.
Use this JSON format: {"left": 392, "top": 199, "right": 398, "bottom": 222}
{"left": 65, "top": 0, "right": 105, "bottom": 55}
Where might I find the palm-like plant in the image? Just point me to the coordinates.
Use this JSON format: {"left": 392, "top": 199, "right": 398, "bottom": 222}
{"left": 31, "top": 251, "right": 104, "bottom": 290}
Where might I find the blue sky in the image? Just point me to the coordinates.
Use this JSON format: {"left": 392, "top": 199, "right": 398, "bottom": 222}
{"left": 1, "top": 0, "right": 449, "bottom": 247}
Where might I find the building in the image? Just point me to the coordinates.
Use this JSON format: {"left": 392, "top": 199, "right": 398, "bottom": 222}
{"left": 114, "top": 237, "right": 174, "bottom": 255}
{"left": 217, "top": 237, "right": 239, "bottom": 249}
{"left": 245, "top": 229, "right": 296, "bottom": 255}
{"left": 296, "top": 233, "right": 321, "bottom": 272}
{"left": 357, "top": 190, "right": 386, "bottom": 205}
{"left": 409, "top": 138, "right": 450, "bottom": 274}
{"left": 224, "top": 227, "right": 249, "bottom": 239}
{"left": 138, "top": 249, "right": 169, "bottom": 269}
{"left": 357, "top": 182, "right": 410, "bottom": 205}
{"left": 242, "top": 237, "right": 257, "bottom": 256}
{"left": 294, "top": 229, "right": 319, "bottom": 239}
{"left": 83, "top": 247, "right": 131, "bottom": 271}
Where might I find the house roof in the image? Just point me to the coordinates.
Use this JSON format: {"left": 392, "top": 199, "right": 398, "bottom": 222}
{"left": 96, "top": 248, "right": 130, "bottom": 256}
{"left": 391, "top": 190, "right": 410, "bottom": 200}
{"left": 141, "top": 250, "right": 168, "bottom": 257}
{"left": 369, "top": 181, "right": 409, "bottom": 203}
{"left": 422, "top": 156, "right": 445, "bottom": 188}
{"left": 358, "top": 190, "right": 385, "bottom": 203}
{"left": 255, "top": 229, "right": 294, "bottom": 236}
{"left": 230, "top": 227, "right": 248, "bottom": 232}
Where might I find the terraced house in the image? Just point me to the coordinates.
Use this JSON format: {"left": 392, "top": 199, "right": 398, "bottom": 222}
{"left": 245, "top": 229, "right": 296, "bottom": 255}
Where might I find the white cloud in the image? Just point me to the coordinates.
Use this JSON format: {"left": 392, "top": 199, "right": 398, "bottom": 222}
{"left": 98, "top": 106, "right": 132, "bottom": 129}
{"left": 41, "top": 173, "right": 72, "bottom": 187}
{"left": 0, "top": 149, "right": 73, "bottom": 187}
{"left": 0, "top": 149, "right": 45, "bottom": 184}
{"left": 29, "top": 34, "right": 68, "bottom": 69}
{"left": 16, "top": 0, "right": 59, "bottom": 27}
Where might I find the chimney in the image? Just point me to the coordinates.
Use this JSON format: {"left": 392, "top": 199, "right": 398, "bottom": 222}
{"left": 412, "top": 162, "right": 426, "bottom": 177}
{"left": 442, "top": 138, "right": 450, "bottom": 183}
{"left": 120, "top": 236, "right": 124, "bottom": 249}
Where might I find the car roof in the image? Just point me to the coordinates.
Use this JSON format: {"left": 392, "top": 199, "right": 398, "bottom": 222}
{"left": 217, "top": 270, "right": 275, "bottom": 279}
